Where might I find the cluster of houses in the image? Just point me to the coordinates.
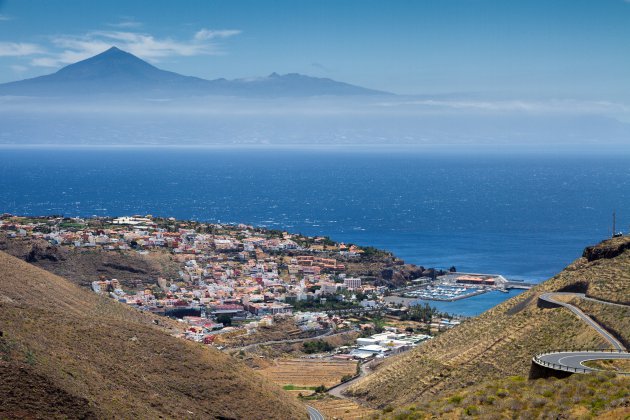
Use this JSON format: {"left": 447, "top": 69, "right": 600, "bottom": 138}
{"left": 1, "top": 215, "right": 465, "bottom": 354}
{"left": 1, "top": 215, "right": 386, "bottom": 339}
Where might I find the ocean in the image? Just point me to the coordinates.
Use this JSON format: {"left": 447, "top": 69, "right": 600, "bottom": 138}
{"left": 1, "top": 147, "right": 628, "bottom": 316}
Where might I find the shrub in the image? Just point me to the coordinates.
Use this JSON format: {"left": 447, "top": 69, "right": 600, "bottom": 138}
{"left": 314, "top": 385, "right": 326, "bottom": 394}
{"left": 590, "top": 398, "right": 606, "bottom": 412}
{"left": 465, "top": 405, "right": 479, "bottom": 416}
{"left": 496, "top": 389, "right": 509, "bottom": 398}
{"left": 302, "top": 339, "right": 334, "bottom": 354}
{"left": 449, "top": 395, "right": 463, "bottom": 404}
{"left": 478, "top": 395, "right": 495, "bottom": 405}
{"left": 24, "top": 349, "right": 36, "bottom": 366}
{"left": 540, "top": 389, "right": 554, "bottom": 398}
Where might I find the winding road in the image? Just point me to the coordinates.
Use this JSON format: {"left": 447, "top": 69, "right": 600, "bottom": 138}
{"left": 534, "top": 350, "right": 630, "bottom": 374}
{"left": 327, "top": 358, "right": 379, "bottom": 398}
{"left": 306, "top": 405, "right": 325, "bottom": 420}
{"left": 538, "top": 292, "right": 626, "bottom": 351}
{"left": 533, "top": 292, "right": 630, "bottom": 375}
{"left": 310, "top": 291, "right": 630, "bottom": 418}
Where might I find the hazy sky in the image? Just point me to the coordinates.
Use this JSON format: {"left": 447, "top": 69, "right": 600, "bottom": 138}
{"left": 0, "top": 0, "right": 629, "bottom": 98}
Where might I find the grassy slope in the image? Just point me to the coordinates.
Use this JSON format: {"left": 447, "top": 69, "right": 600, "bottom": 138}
{"left": 379, "top": 372, "right": 630, "bottom": 419}
{"left": 348, "top": 237, "right": 630, "bottom": 409}
{"left": 0, "top": 251, "right": 306, "bottom": 419}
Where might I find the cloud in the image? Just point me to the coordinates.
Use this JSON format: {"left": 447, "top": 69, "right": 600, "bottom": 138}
{"left": 10, "top": 64, "right": 28, "bottom": 73}
{"left": 107, "top": 18, "right": 143, "bottom": 29}
{"left": 374, "top": 98, "right": 630, "bottom": 117}
{"left": 0, "top": 42, "right": 44, "bottom": 56}
{"left": 0, "top": 14, "right": 12, "bottom": 21}
{"left": 194, "top": 29, "right": 241, "bottom": 41}
{"left": 25, "top": 28, "right": 242, "bottom": 68}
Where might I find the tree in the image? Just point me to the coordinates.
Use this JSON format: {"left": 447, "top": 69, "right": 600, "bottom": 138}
{"left": 216, "top": 313, "right": 232, "bottom": 326}
{"left": 372, "top": 315, "right": 386, "bottom": 333}
{"left": 302, "top": 339, "right": 334, "bottom": 354}
{"left": 314, "top": 385, "right": 327, "bottom": 393}
{"left": 402, "top": 303, "right": 438, "bottom": 323}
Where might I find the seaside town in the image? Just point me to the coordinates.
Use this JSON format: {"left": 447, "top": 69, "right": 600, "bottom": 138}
{"left": 0, "top": 214, "right": 525, "bottom": 362}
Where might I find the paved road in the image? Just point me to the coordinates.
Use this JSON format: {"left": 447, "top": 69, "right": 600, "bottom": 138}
{"left": 534, "top": 350, "right": 630, "bottom": 374}
{"left": 534, "top": 292, "right": 630, "bottom": 374}
{"left": 573, "top": 293, "right": 630, "bottom": 309}
{"left": 539, "top": 292, "right": 626, "bottom": 351}
{"left": 306, "top": 404, "right": 325, "bottom": 420}
{"left": 327, "top": 358, "right": 380, "bottom": 398}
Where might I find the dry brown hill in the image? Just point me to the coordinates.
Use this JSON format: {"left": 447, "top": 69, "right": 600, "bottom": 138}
{"left": 348, "top": 237, "right": 630, "bottom": 409}
{"left": 0, "top": 233, "right": 180, "bottom": 289}
{"left": 0, "top": 251, "right": 306, "bottom": 419}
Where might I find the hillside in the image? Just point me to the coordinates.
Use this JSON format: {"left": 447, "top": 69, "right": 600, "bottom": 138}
{"left": 0, "top": 251, "right": 306, "bottom": 419}
{"left": 0, "top": 232, "right": 180, "bottom": 289}
{"left": 347, "top": 236, "right": 630, "bottom": 409}
{"left": 379, "top": 372, "right": 630, "bottom": 419}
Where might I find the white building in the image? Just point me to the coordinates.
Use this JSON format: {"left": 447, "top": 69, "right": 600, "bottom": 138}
{"left": 344, "top": 277, "right": 361, "bottom": 290}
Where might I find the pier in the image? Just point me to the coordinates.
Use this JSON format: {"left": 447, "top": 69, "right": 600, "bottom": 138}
{"left": 505, "top": 281, "right": 535, "bottom": 290}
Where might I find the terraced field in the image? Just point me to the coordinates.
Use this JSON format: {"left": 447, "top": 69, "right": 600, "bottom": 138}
{"left": 308, "top": 396, "right": 377, "bottom": 420}
{"left": 259, "top": 359, "right": 358, "bottom": 388}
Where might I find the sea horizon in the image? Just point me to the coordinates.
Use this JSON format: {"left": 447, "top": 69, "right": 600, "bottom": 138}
{"left": 3, "top": 147, "right": 628, "bottom": 315}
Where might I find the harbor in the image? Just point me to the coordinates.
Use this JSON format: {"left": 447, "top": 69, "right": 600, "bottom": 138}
{"left": 385, "top": 272, "right": 535, "bottom": 315}
{"left": 402, "top": 285, "right": 486, "bottom": 302}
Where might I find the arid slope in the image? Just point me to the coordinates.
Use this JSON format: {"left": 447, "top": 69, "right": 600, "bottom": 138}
{"left": 348, "top": 237, "right": 630, "bottom": 408}
{"left": 0, "top": 251, "right": 306, "bottom": 419}
{"left": 0, "top": 233, "right": 180, "bottom": 289}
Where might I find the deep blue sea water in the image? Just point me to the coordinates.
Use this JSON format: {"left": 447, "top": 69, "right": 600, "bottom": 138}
{"left": 1, "top": 147, "right": 629, "bottom": 316}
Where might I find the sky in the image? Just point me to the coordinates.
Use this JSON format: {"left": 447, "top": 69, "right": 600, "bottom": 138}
{"left": 0, "top": 0, "right": 629, "bottom": 99}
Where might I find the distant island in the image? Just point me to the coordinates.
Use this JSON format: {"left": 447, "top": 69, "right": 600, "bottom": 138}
{"left": 0, "top": 46, "right": 390, "bottom": 98}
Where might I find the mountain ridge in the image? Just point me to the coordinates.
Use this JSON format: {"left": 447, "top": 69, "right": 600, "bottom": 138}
{"left": 0, "top": 46, "right": 389, "bottom": 98}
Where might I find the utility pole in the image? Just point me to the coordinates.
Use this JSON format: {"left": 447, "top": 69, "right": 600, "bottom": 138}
{"left": 611, "top": 211, "right": 616, "bottom": 239}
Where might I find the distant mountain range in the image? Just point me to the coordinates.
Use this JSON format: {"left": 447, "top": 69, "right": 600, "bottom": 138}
{"left": 0, "top": 46, "right": 389, "bottom": 98}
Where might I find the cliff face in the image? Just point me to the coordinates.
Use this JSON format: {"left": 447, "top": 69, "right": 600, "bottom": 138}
{"left": 0, "top": 251, "right": 306, "bottom": 419}
{"left": 582, "top": 236, "right": 630, "bottom": 262}
{"left": 348, "top": 237, "right": 630, "bottom": 409}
